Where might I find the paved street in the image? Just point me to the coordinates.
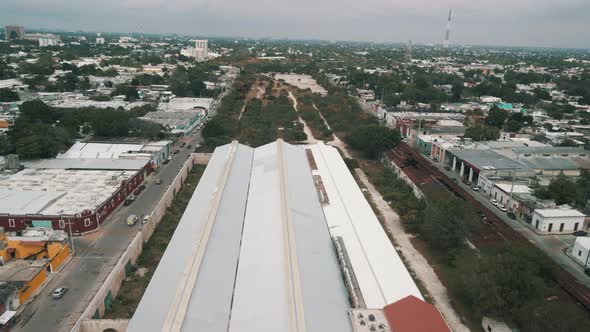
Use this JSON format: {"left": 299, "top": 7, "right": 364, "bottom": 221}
{"left": 12, "top": 132, "right": 203, "bottom": 332}
{"left": 425, "top": 154, "right": 590, "bottom": 288}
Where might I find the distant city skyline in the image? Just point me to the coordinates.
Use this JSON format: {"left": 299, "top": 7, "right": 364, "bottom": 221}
{"left": 1, "top": 0, "right": 589, "bottom": 49}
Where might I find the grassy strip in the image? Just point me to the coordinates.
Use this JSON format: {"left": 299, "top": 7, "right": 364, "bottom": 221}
{"left": 102, "top": 164, "right": 206, "bottom": 319}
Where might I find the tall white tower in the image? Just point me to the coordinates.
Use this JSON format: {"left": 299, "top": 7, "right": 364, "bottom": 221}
{"left": 443, "top": 9, "right": 452, "bottom": 49}
{"left": 195, "top": 39, "right": 208, "bottom": 61}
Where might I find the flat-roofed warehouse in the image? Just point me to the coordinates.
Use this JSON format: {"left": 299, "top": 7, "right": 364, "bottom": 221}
{"left": 128, "top": 140, "right": 353, "bottom": 332}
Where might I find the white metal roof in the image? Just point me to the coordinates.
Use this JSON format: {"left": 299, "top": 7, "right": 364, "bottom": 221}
{"left": 128, "top": 140, "right": 352, "bottom": 332}
{"left": 57, "top": 142, "right": 144, "bottom": 159}
{"left": 306, "top": 142, "right": 423, "bottom": 308}
{"left": 0, "top": 189, "right": 66, "bottom": 215}
{"left": 0, "top": 169, "right": 134, "bottom": 215}
{"left": 534, "top": 208, "right": 586, "bottom": 218}
{"left": 494, "top": 183, "right": 531, "bottom": 194}
{"left": 23, "top": 158, "right": 149, "bottom": 170}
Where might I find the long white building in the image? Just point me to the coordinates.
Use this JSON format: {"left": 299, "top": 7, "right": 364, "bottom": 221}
{"left": 128, "top": 140, "right": 352, "bottom": 332}
{"left": 128, "top": 140, "right": 424, "bottom": 331}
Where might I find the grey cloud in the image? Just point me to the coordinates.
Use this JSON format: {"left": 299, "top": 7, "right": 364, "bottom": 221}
{"left": 0, "top": 0, "right": 589, "bottom": 48}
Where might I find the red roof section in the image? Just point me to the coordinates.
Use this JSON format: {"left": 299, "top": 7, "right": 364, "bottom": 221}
{"left": 383, "top": 295, "right": 450, "bottom": 332}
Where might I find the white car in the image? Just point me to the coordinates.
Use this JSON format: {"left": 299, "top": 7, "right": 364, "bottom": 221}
{"left": 52, "top": 287, "right": 68, "bottom": 299}
{"left": 142, "top": 215, "right": 149, "bottom": 224}
{"left": 497, "top": 204, "right": 508, "bottom": 212}
{"left": 490, "top": 198, "right": 499, "bottom": 206}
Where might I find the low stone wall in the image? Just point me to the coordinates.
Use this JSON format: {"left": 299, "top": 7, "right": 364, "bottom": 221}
{"left": 71, "top": 154, "right": 201, "bottom": 332}
{"left": 381, "top": 155, "right": 425, "bottom": 200}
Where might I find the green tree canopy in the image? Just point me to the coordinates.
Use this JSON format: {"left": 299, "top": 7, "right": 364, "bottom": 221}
{"left": 0, "top": 88, "right": 19, "bottom": 102}
{"left": 485, "top": 105, "right": 509, "bottom": 128}
{"left": 463, "top": 125, "right": 500, "bottom": 141}
{"left": 345, "top": 125, "right": 401, "bottom": 159}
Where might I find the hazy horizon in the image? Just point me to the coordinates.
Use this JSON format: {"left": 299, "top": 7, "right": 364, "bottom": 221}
{"left": 2, "top": 0, "right": 590, "bottom": 49}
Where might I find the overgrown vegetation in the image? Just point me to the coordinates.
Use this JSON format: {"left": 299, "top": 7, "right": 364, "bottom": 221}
{"left": 6, "top": 100, "right": 161, "bottom": 158}
{"left": 103, "top": 164, "right": 206, "bottom": 319}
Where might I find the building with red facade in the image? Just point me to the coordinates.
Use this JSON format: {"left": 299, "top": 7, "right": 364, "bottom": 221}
{"left": 0, "top": 158, "right": 151, "bottom": 235}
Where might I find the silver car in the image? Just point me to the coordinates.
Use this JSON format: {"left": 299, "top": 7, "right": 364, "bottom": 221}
{"left": 52, "top": 287, "right": 67, "bottom": 299}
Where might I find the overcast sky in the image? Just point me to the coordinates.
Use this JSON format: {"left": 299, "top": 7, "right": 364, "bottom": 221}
{"left": 1, "top": 0, "right": 589, "bottom": 48}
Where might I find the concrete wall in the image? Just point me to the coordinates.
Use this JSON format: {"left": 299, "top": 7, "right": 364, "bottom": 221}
{"left": 572, "top": 240, "right": 590, "bottom": 268}
{"left": 71, "top": 154, "right": 201, "bottom": 332}
{"left": 79, "top": 319, "right": 128, "bottom": 332}
{"left": 532, "top": 213, "right": 585, "bottom": 235}
{"left": 381, "top": 155, "right": 425, "bottom": 200}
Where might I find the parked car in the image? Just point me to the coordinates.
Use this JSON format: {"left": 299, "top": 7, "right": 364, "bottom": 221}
{"left": 128, "top": 194, "right": 136, "bottom": 201}
{"left": 142, "top": 215, "right": 149, "bottom": 224}
{"left": 444, "top": 166, "right": 451, "bottom": 171}
{"left": 52, "top": 287, "right": 68, "bottom": 299}
{"left": 187, "top": 144, "right": 192, "bottom": 149}
{"left": 174, "top": 150, "right": 180, "bottom": 154}
{"left": 167, "top": 156, "right": 173, "bottom": 161}
{"left": 573, "top": 230, "right": 588, "bottom": 236}
{"left": 490, "top": 198, "right": 499, "bottom": 206}
{"left": 452, "top": 178, "right": 459, "bottom": 184}
{"left": 180, "top": 142, "right": 186, "bottom": 147}
{"left": 432, "top": 157, "right": 438, "bottom": 162}
{"left": 124, "top": 199, "right": 132, "bottom": 206}
{"left": 472, "top": 186, "right": 480, "bottom": 191}
{"left": 497, "top": 204, "right": 508, "bottom": 212}
{"left": 127, "top": 215, "right": 138, "bottom": 226}
{"left": 155, "top": 179, "right": 162, "bottom": 185}
{"left": 507, "top": 212, "right": 516, "bottom": 220}
{"left": 138, "top": 185, "right": 146, "bottom": 192}
{"left": 462, "top": 178, "right": 472, "bottom": 186}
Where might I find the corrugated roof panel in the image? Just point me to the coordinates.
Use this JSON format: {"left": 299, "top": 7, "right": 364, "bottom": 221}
{"left": 282, "top": 142, "right": 352, "bottom": 332}
{"left": 229, "top": 142, "right": 290, "bottom": 332}
{"left": 309, "top": 143, "right": 423, "bottom": 308}
{"left": 181, "top": 144, "right": 254, "bottom": 331}
{"left": 128, "top": 143, "right": 238, "bottom": 331}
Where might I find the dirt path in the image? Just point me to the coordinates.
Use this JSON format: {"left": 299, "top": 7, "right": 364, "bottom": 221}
{"left": 288, "top": 92, "right": 319, "bottom": 144}
{"left": 306, "top": 99, "right": 466, "bottom": 330}
{"left": 311, "top": 103, "right": 352, "bottom": 158}
{"left": 239, "top": 82, "right": 267, "bottom": 120}
{"left": 354, "top": 169, "right": 469, "bottom": 332}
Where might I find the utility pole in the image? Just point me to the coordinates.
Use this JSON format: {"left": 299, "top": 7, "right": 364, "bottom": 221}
{"left": 508, "top": 152, "right": 520, "bottom": 213}
{"left": 64, "top": 217, "right": 76, "bottom": 256}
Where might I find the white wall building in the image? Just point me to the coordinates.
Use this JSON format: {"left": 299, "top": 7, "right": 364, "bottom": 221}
{"left": 181, "top": 39, "right": 209, "bottom": 61}
{"left": 572, "top": 237, "right": 590, "bottom": 268}
{"left": 38, "top": 35, "right": 60, "bottom": 47}
{"left": 490, "top": 183, "right": 531, "bottom": 210}
{"left": 532, "top": 208, "right": 586, "bottom": 234}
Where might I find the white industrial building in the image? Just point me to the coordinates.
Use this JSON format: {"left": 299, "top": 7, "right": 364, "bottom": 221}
{"left": 306, "top": 142, "right": 423, "bottom": 309}
{"left": 50, "top": 140, "right": 172, "bottom": 167}
{"left": 572, "top": 237, "right": 590, "bottom": 268}
{"left": 129, "top": 140, "right": 424, "bottom": 331}
{"left": 490, "top": 183, "right": 532, "bottom": 210}
{"left": 128, "top": 140, "right": 353, "bottom": 332}
{"left": 532, "top": 207, "right": 586, "bottom": 234}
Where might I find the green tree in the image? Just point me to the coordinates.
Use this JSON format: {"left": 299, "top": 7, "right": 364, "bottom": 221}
{"left": 464, "top": 125, "right": 500, "bottom": 141}
{"left": 506, "top": 119, "right": 523, "bottom": 132}
{"left": 345, "top": 125, "right": 401, "bottom": 159}
{"left": 0, "top": 135, "right": 10, "bottom": 154}
{"left": 535, "top": 174, "right": 580, "bottom": 205}
{"left": 0, "top": 89, "right": 19, "bottom": 102}
{"left": 451, "top": 81, "right": 463, "bottom": 101}
{"left": 419, "top": 196, "right": 477, "bottom": 254}
{"left": 485, "top": 106, "right": 508, "bottom": 128}
{"left": 453, "top": 244, "right": 548, "bottom": 321}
